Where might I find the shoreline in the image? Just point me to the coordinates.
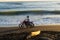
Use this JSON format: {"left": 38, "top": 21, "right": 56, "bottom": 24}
{"left": 0, "top": 24, "right": 60, "bottom": 31}
{"left": 0, "top": 24, "right": 60, "bottom": 27}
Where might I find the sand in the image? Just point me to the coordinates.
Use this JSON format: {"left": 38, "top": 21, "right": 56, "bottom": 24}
{"left": 0, "top": 25, "right": 60, "bottom": 35}
{"left": 0, "top": 25, "right": 60, "bottom": 40}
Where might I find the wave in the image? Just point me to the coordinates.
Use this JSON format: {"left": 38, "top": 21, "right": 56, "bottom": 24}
{"left": 0, "top": 15, "right": 60, "bottom": 27}
{"left": 0, "top": 10, "right": 60, "bottom": 15}
{"left": 0, "top": 1, "right": 60, "bottom": 11}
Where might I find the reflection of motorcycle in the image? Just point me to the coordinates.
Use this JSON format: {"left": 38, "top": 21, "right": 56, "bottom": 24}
{"left": 19, "top": 21, "right": 34, "bottom": 28}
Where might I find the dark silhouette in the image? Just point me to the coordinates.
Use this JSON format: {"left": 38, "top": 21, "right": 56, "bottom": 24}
{"left": 19, "top": 16, "right": 34, "bottom": 28}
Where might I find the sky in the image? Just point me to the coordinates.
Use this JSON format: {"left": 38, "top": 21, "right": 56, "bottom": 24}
{"left": 0, "top": 0, "right": 60, "bottom": 2}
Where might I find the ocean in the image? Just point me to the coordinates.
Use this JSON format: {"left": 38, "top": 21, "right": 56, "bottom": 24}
{"left": 0, "top": 1, "right": 60, "bottom": 11}
{"left": 0, "top": 1, "right": 60, "bottom": 27}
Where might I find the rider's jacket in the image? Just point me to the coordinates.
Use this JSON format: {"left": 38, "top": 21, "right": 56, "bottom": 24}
{"left": 22, "top": 18, "right": 30, "bottom": 25}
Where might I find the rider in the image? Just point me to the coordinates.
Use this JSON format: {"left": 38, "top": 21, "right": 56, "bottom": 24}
{"left": 19, "top": 16, "right": 34, "bottom": 28}
{"left": 23, "top": 16, "right": 30, "bottom": 26}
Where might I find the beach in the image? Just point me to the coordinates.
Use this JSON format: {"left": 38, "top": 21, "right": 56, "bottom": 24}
{"left": 0, "top": 1, "right": 60, "bottom": 40}
{"left": 0, "top": 25, "right": 60, "bottom": 34}
{"left": 0, "top": 25, "right": 60, "bottom": 40}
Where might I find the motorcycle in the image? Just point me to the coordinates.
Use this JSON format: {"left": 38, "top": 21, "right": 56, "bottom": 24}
{"left": 19, "top": 21, "right": 34, "bottom": 28}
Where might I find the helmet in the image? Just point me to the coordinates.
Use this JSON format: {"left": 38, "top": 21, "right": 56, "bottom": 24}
{"left": 27, "top": 16, "right": 29, "bottom": 18}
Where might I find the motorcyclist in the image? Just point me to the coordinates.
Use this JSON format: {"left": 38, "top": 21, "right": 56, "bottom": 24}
{"left": 19, "top": 16, "right": 34, "bottom": 28}
{"left": 23, "top": 16, "right": 30, "bottom": 26}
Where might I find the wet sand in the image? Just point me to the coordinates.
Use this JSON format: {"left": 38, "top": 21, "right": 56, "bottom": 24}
{"left": 0, "top": 25, "right": 60, "bottom": 32}
{"left": 0, "top": 25, "right": 60, "bottom": 35}
{"left": 0, "top": 25, "right": 60, "bottom": 40}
